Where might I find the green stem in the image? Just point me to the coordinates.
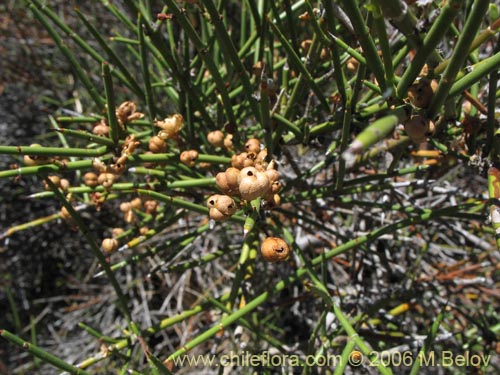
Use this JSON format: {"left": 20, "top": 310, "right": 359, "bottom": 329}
{"left": 138, "top": 14, "right": 156, "bottom": 122}
{"left": 102, "top": 62, "right": 121, "bottom": 147}
{"left": 427, "top": 0, "right": 490, "bottom": 118}
{"left": 397, "top": 0, "right": 460, "bottom": 97}
{"left": 341, "top": 1, "right": 386, "bottom": 92}
{"left": 27, "top": 0, "right": 105, "bottom": 109}
{"left": 1, "top": 329, "right": 92, "bottom": 375}
{"left": 161, "top": 0, "right": 237, "bottom": 126}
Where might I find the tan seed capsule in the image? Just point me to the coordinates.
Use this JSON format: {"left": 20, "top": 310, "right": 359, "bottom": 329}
{"left": 130, "top": 197, "right": 143, "bottom": 210}
{"left": 124, "top": 209, "right": 134, "bottom": 223}
{"left": 404, "top": 115, "right": 435, "bottom": 144}
{"left": 149, "top": 136, "right": 167, "bottom": 153}
{"left": 215, "top": 167, "right": 240, "bottom": 196}
{"left": 206, "top": 194, "right": 237, "bottom": 220}
{"left": 93, "top": 122, "right": 110, "bottom": 136}
{"left": 23, "top": 144, "right": 49, "bottom": 166}
{"left": 59, "top": 179, "right": 70, "bottom": 191}
{"left": 98, "top": 172, "right": 116, "bottom": 188}
{"left": 44, "top": 175, "right": 61, "bottom": 190}
{"left": 214, "top": 195, "right": 237, "bottom": 216}
{"left": 180, "top": 150, "right": 199, "bottom": 167}
{"left": 119, "top": 202, "right": 132, "bottom": 212}
{"left": 223, "top": 134, "right": 234, "bottom": 150}
{"left": 408, "top": 78, "right": 437, "bottom": 109}
{"left": 207, "top": 130, "right": 225, "bottom": 147}
{"left": 154, "top": 114, "right": 183, "bottom": 139}
{"left": 83, "top": 172, "right": 99, "bottom": 187}
{"left": 206, "top": 194, "right": 222, "bottom": 209}
{"left": 209, "top": 207, "right": 227, "bottom": 221}
{"left": 60, "top": 206, "right": 72, "bottom": 221}
{"left": 265, "top": 168, "right": 280, "bottom": 183}
{"left": 238, "top": 167, "right": 270, "bottom": 201}
{"left": 260, "top": 237, "right": 291, "bottom": 262}
{"left": 143, "top": 200, "right": 158, "bottom": 215}
{"left": 231, "top": 152, "right": 254, "bottom": 169}
{"left": 102, "top": 238, "right": 119, "bottom": 253}
{"left": 244, "top": 138, "right": 261, "bottom": 154}
{"left": 111, "top": 227, "right": 124, "bottom": 238}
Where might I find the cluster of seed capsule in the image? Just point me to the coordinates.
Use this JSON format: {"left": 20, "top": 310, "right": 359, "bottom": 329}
{"left": 207, "top": 134, "right": 282, "bottom": 220}
{"left": 404, "top": 77, "right": 438, "bottom": 143}
{"left": 203, "top": 131, "right": 290, "bottom": 262}
{"left": 100, "top": 197, "right": 159, "bottom": 254}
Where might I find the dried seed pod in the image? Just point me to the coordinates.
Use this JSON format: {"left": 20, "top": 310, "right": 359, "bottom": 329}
{"left": 43, "top": 175, "right": 61, "bottom": 190}
{"left": 98, "top": 172, "right": 117, "bottom": 188}
{"left": 207, "top": 130, "right": 225, "bottom": 147}
{"left": 116, "top": 101, "right": 144, "bottom": 126}
{"left": 143, "top": 200, "right": 158, "bottom": 215}
{"left": 270, "top": 180, "right": 282, "bottom": 194}
{"left": 404, "top": 115, "right": 435, "bottom": 144}
{"left": 346, "top": 57, "right": 360, "bottom": 72}
{"left": 215, "top": 195, "right": 237, "bottom": 216}
{"left": 60, "top": 206, "right": 73, "bottom": 221}
{"left": 215, "top": 167, "right": 240, "bottom": 195}
{"left": 109, "top": 162, "right": 126, "bottom": 175}
{"left": 92, "top": 159, "right": 107, "bottom": 173}
{"left": 209, "top": 207, "right": 226, "bottom": 221}
{"left": 231, "top": 152, "right": 254, "bottom": 169}
{"left": 102, "top": 238, "right": 119, "bottom": 253}
{"left": 265, "top": 168, "right": 280, "bottom": 184}
{"left": 206, "top": 194, "right": 237, "bottom": 220}
{"left": 300, "top": 39, "right": 313, "bottom": 53}
{"left": 244, "top": 138, "right": 261, "bottom": 154}
{"left": 408, "top": 78, "right": 438, "bottom": 109}
{"left": 130, "top": 197, "right": 143, "bottom": 210}
{"left": 254, "top": 149, "right": 269, "bottom": 171}
{"left": 93, "top": 121, "right": 110, "bottom": 136}
{"left": 223, "top": 134, "right": 234, "bottom": 150}
{"left": 124, "top": 209, "right": 134, "bottom": 223}
{"left": 154, "top": 114, "right": 183, "bottom": 139}
{"left": 260, "top": 237, "right": 291, "bottom": 262}
{"left": 180, "top": 150, "right": 199, "bottom": 167}
{"left": 119, "top": 202, "right": 132, "bottom": 213}
{"left": 320, "top": 47, "right": 331, "bottom": 60}
{"left": 149, "top": 135, "right": 167, "bottom": 153}
{"left": 238, "top": 167, "right": 270, "bottom": 201}
{"left": 111, "top": 227, "right": 124, "bottom": 238}
{"left": 206, "top": 194, "right": 222, "bottom": 209}
{"left": 59, "top": 178, "right": 70, "bottom": 191}
{"left": 23, "top": 144, "right": 50, "bottom": 166}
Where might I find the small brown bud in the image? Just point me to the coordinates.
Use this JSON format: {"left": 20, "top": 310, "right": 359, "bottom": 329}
{"left": 149, "top": 136, "right": 167, "bottom": 153}
{"left": 102, "top": 238, "right": 119, "bottom": 253}
{"left": 404, "top": 115, "right": 435, "bottom": 144}
{"left": 223, "top": 134, "right": 234, "bottom": 150}
{"left": 154, "top": 114, "right": 183, "bottom": 139}
{"left": 130, "top": 197, "right": 143, "bottom": 210}
{"left": 260, "top": 237, "right": 291, "bottom": 262}
{"left": 207, "top": 130, "right": 225, "bottom": 147}
{"left": 244, "top": 138, "right": 261, "bottom": 154}
{"left": 408, "top": 78, "right": 438, "bottom": 109}
{"left": 111, "top": 228, "right": 124, "bottom": 238}
{"left": 120, "top": 202, "right": 132, "bottom": 212}
{"left": 180, "top": 150, "right": 199, "bottom": 167}
{"left": 93, "top": 121, "right": 110, "bottom": 136}
{"left": 143, "top": 200, "right": 158, "bottom": 215}
{"left": 98, "top": 172, "right": 117, "bottom": 188}
{"left": 238, "top": 167, "right": 271, "bottom": 201}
